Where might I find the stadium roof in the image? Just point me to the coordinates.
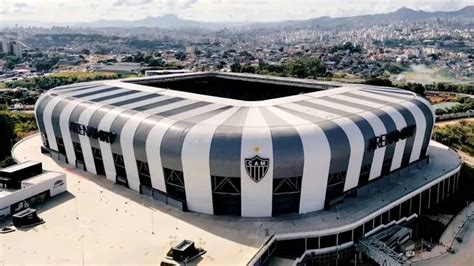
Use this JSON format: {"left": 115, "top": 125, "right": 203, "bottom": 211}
{"left": 45, "top": 72, "right": 424, "bottom": 128}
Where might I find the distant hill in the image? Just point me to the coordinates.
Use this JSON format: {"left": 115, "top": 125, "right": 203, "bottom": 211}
{"left": 77, "top": 14, "right": 244, "bottom": 29}
{"left": 79, "top": 6, "right": 474, "bottom": 29}
{"left": 1, "top": 6, "right": 473, "bottom": 29}
{"left": 255, "top": 6, "right": 474, "bottom": 29}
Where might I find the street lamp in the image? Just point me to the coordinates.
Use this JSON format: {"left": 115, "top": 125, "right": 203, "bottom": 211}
{"left": 75, "top": 197, "right": 79, "bottom": 220}
{"left": 151, "top": 207, "right": 155, "bottom": 235}
{"left": 79, "top": 234, "right": 85, "bottom": 266}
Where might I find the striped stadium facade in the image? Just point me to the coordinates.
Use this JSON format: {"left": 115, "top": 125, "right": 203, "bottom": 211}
{"left": 34, "top": 72, "right": 435, "bottom": 217}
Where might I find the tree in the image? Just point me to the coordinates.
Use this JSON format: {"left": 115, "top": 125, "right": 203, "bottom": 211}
{"left": 148, "top": 58, "right": 164, "bottom": 67}
{"left": 0, "top": 111, "right": 38, "bottom": 165}
{"left": 230, "top": 62, "right": 241, "bottom": 73}
{"left": 241, "top": 64, "right": 256, "bottom": 74}
{"left": 435, "top": 108, "right": 447, "bottom": 116}
{"left": 0, "top": 112, "right": 15, "bottom": 160}
{"left": 6, "top": 72, "right": 121, "bottom": 91}
{"left": 382, "top": 63, "right": 405, "bottom": 74}
{"left": 216, "top": 61, "right": 226, "bottom": 70}
{"left": 163, "top": 62, "right": 184, "bottom": 70}
{"left": 436, "top": 83, "right": 446, "bottom": 91}
{"left": 4, "top": 56, "right": 21, "bottom": 70}
{"left": 175, "top": 51, "right": 186, "bottom": 61}
{"left": 132, "top": 52, "right": 145, "bottom": 63}
{"left": 33, "top": 56, "right": 60, "bottom": 72}
{"left": 330, "top": 42, "right": 362, "bottom": 54}
{"left": 122, "top": 55, "right": 134, "bottom": 62}
{"left": 286, "top": 57, "right": 328, "bottom": 78}
{"left": 0, "top": 156, "right": 15, "bottom": 168}
{"left": 364, "top": 78, "right": 393, "bottom": 87}
{"left": 395, "top": 82, "right": 425, "bottom": 95}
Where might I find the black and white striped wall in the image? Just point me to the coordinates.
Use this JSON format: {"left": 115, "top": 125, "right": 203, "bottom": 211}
{"left": 35, "top": 74, "right": 435, "bottom": 217}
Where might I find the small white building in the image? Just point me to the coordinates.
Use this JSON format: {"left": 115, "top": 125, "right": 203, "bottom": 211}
{"left": 0, "top": 161, "right": 67, "bottom": 218}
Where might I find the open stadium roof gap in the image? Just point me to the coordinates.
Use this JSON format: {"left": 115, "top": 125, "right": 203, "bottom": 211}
{"left": 126, "top": 72, "right": 338, "bottom": 101}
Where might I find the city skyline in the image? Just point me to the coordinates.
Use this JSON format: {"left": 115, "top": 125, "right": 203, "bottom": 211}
{"left": 0, "top": 0, "right": 472, "bottom": 23}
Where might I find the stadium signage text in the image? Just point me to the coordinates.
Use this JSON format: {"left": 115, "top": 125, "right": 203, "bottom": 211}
{"left": 53, "top": 180, "right": 65, "bottom": 188}
{"left": 368, "top": 125, "right": 416, "bottom": 151}
{"left": 245, "top": 155, "right": 270, "bottom": 183}
{"left": 69, "top": 122, "right": 116, "bottom": 144}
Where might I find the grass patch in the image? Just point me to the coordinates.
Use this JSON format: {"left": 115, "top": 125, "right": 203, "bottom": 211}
{"left": 434, "top": 120, "right": 474, "bottom": 156}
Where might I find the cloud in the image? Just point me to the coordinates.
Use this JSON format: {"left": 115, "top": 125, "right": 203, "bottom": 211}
{"left": 183, "top": 0, "right": 199, "bottom": 9}
{"left": 0, "top": 6, "right": 8, "bottom": 15}
{"left": 12, "top": 2, "right": 37, "bottom": 14}
{"left": 159, "top": 0, "right": 199, "bottom": 10}
{"left": 1, "top": 0, "right": 472, "bottom": 23}
{"left": 113, "top": 0, "right": 153, "bottom": 7}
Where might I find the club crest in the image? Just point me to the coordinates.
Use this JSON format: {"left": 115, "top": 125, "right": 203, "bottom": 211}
{"left": 245, "top": 155, "right": 270, "bottom": 183}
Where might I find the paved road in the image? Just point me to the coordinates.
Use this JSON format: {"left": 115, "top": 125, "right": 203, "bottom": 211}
{"left": 416, "top": 220, "right": 474, "bottom": 266}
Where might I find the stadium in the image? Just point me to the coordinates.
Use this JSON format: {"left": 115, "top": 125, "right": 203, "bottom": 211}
{"left": 33, "top": 72, "right": 463, "bottom": 264}
{"left": 35, "top": 72, "right": 441, "bottom": 217}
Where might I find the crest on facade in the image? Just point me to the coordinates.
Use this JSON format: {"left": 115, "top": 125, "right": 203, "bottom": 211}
{"left": 245, "top": 155, "right": 270, "bottom": 183}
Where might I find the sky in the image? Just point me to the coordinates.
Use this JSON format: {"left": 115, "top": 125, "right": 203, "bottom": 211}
{"left": 0, "top": 0, "right": 472, "bottom": 23}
